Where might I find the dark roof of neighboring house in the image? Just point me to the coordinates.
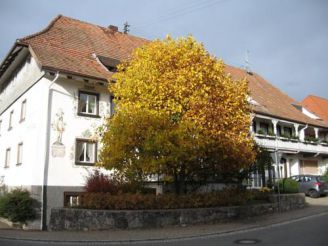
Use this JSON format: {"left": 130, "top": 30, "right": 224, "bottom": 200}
{"left": 1, "top": 15, "right": 327, "bottom": 128}
{"left": 301, "top": 95, "right": 328, "bottom": 124}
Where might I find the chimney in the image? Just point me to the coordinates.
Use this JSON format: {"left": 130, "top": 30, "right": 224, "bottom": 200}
{"left": 108, "top": 25, "right": 118, "bottom": 32}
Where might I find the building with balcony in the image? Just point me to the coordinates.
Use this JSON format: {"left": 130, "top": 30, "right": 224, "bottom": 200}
{"left": 0, "top": 15, "right": 327, "bottom": 229}
{"left": 228, "top": 67, "right": 328, "bottom": 187}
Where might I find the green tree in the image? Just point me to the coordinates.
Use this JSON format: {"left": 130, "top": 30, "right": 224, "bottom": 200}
{"left": 255, "top": 146, "right": 273, "bottom": 187}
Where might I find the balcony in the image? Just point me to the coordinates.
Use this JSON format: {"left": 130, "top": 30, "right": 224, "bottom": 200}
{"left": 254, "top": 133, "right": 328, "bottom": 155}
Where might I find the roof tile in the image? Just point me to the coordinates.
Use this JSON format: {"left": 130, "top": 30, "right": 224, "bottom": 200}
{"left": 301, "top": 95, "right": 328, "bottom": 124}
{"left": 15, "top": 15, "right": 328, "bottom": 128}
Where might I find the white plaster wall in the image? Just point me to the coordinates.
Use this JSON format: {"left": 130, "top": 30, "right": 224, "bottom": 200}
{"left": 318, "top": 158, "right": 328, "bottom": 175}
{"left": 47, "top": 77, "right": 111, "bottom": 187}
{"left": 0, "top": 57, "right": 44, "bottom": 113}
{"left": 290, "top": 158, "right": 300, "bottom": 176}
{"left": 0, "top": 76, "right": 50, "bottom": 188}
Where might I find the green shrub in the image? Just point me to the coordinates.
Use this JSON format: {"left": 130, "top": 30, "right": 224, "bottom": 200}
{"left": 80, "top": 189, "right": 270, "bottom": 210}
{"left": 323, "top": 169, "right": 328, "bottom": 183}
{"left": 0, "top": 189, "right": 37, "bottom": 223}
{"left": 276, "top": 178, "right": 299, "bottom": 194}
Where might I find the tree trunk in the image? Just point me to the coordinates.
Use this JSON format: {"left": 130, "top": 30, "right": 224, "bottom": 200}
{"left": 179, "top": 170, "right": 186, "bottom": 194}
{"left": 173, "top": 170, "right": 180, "bottom": 195}
{"left": 260, "top": 167, "right": 266, "bottom": 187}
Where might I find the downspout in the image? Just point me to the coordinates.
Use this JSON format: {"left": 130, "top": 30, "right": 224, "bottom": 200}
{"left": 41, "top": 72, "right": 60, "bottom": 230}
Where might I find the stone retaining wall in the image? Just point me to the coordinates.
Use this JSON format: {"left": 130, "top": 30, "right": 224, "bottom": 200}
{"left": 49, "top": 193, "right": 305, "bottom": 231}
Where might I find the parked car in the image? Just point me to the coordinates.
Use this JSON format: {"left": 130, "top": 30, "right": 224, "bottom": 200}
{"left": 290, "top": 175, "right": 328, "bottom": 198}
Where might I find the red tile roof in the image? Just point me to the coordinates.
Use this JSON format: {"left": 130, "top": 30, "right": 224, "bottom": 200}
{"left": 5, "top": 15, "right": 328, "bottom": 128}
{"left": 301, "top": 95, "right": 328, "bottom": 124}
{"left": 17, "top": 15, "right": 149, "bottom": 80}
{"left": 224, "top": 66, "right": 328, "bottom": 128}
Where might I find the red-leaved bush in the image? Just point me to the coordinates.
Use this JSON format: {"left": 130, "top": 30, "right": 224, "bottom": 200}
{"left": 79, "top": 189, "right": 271, "bottom": 210}
{"left": 84, "top": 170, "right": 156, "bottom": 195}
{"left": 84, "top": 170, "right": 119, "bottom": 194}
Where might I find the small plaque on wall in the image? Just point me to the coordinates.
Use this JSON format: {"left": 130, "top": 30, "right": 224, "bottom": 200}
{"left": 51, "top": 142, "right": 66, "bottom": 158}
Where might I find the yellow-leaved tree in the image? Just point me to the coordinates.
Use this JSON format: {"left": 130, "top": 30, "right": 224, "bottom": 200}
{"left": 99, "top": 36, "right": 256, "bottom": 194}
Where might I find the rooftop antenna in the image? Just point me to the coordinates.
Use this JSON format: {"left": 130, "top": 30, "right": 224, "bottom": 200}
{"left": 123, "top": 22, "right": 130, "bottom": 34}
{"left": 244, "top": 49, "right": 253, "bottom": 75}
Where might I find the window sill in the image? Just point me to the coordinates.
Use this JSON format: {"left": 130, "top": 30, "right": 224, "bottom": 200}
{"left": 4, "top": 166, "right": 9, "bottom": 169}
{"left": 16, "top": 163, "right": 22, "bottom": 166}
{"left": 19, "top": 119, "right": 25, "bottom": 123}
{"left": 303, "top": 141, "right": 318, "bottom": 145}
{"left": 75, "top": 162, "right": 95, "bottom": 166}
{"left": 8, "top": 127, "right": 12, "bottom": 131}
{"left": 254, "top": 133, "right": 276, "bottom": 139}
{"left": 77, "top": 113, "right": 101, "bottom": 118}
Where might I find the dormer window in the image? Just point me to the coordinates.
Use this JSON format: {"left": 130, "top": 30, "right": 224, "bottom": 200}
{"left": 106, "top": 66, "right": 117, "bottom": 72}
{"left": 97, "top": 56, "right": 120, "bottom": 73}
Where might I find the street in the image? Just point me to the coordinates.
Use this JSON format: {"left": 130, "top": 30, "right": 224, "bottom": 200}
{"left": 1, "top": 211, "right": 328, "bottom": 246}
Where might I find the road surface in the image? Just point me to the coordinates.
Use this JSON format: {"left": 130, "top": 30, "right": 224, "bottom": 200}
{"left": 1, "top": 211, "right": 328, "bottom": 246}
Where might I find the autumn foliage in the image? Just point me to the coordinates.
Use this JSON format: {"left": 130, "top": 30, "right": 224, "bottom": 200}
{"left": 84, "top": 170, "right": 119, "bottom": 194}
{"left": 81, "top": 189, "right": 268, "bottom": 210}
{"left": 99, "top": 36, "right": 255, "bottom": 194}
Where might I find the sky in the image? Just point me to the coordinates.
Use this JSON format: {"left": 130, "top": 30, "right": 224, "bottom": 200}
{"left": 0, "top": 0, "right": 327, "bottom": 102}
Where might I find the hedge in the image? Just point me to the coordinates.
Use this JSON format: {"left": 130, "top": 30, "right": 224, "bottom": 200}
{"left": 276, "top": 178, "right": 299, "bottom": 194}
{"left": 79, "top": 189, "right": 271, "bottom": 210}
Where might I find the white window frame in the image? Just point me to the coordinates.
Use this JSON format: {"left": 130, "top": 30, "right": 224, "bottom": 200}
{"left": 8, "top": 111, "right": 13, "bottom": 130}
{"left": 109, "top": 95, "right": 115, "bottom": 117}
{"left": 20, "top": 99, "right": 27, "bottom": 122}
{"left": 17, "top": 142, "right": 23, "bottom": 165}
{"left": 5, "top": 148, "right": 10, "bottom": 168}
{"left": 75, "top": 139, "right": 97, "bottom": 165}
{"left": 78, "top": 91, "right": 99, "bottom": 117}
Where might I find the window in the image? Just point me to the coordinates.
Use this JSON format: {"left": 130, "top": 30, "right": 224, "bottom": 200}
{"left": 277, "top": 125, "right": 282, "bottom": 136}
{"left": 283, "top": 127, "right": 293, "bottom": 137}
{"left": 17, "top": 143, "right": 23, "bottom": 165}
{"left": 109, "top": 95, "right": 115, "bottom": 117}
{"left": 4, "top": 148, "right": 10, "bottom": 168}
{"left": 20, "top": 100, "right": 26, "bottom": 122}
{"left": 252, "top": 121, "right": 256, "bottom": 133}
{"left": 75, "top": 139, "right": 97, "bottom": 165}
{"left": 64, "top": 192, "right": 84, "bottom": 207}
{"left": 97, "top": 56, "right": 119, "bottom": 73}
{"left": 259, "top": 122, "right": 269, "bottom": 135}
{"left": 78, "top": 91, "right": 99, "bottom": 117}
{"left": 8, "top": 111, "right": 13, "bottom": 130}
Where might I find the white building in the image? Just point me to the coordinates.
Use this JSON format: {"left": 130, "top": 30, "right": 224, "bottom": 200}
{"left": 0, "top": 15, "right": 147, "bottom": 229}
{"left": 0, "top": 15, "right": 328, "bottom": 230}
{"left": 224, "top": 66, "right": 328, "bottom": 187}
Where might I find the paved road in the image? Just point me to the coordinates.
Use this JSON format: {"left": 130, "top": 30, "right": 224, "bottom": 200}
{"left": 1, "top": 211, "right": 328, "bottom": 246}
